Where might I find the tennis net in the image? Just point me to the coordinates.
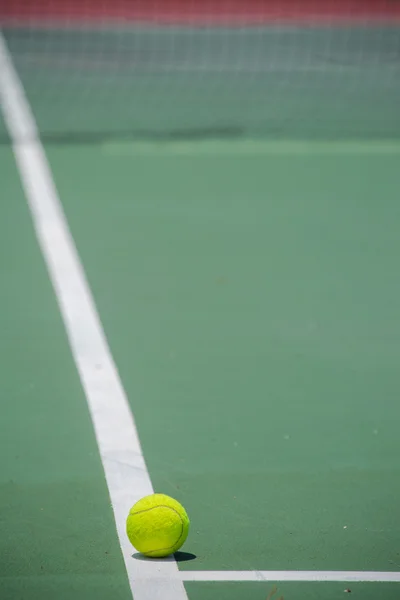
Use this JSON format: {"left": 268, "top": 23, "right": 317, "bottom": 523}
{"left": 1, "top": 0, "right": 399, "bottom": 142}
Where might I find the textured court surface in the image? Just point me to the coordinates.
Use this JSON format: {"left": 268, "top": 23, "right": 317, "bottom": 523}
{"left": 1, "top": 6, "right": 400, "bottom": 600}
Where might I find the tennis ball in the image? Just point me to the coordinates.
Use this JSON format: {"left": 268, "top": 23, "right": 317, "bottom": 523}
{"left": 126, "top": 493, "right": 190, "bottom": 558}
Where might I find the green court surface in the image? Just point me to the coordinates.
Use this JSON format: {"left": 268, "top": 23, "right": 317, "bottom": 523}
{"left": 1, "top": 20, "right": 400, "bottom": 600}
{"left": 0, "top": 146, "right": 132, "bottom": 600}
{"left": 46, "top": 143, "right": 400, "bottom": 574}
{"left": 184, "top": 583, "right": 400, "bottom": 600}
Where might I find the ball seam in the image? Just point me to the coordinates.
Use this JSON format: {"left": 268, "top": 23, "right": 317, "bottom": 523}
{"left": 128, "top": 505, "right": 187, "bottom": 556}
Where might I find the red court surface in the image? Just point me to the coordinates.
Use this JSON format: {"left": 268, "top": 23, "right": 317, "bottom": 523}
{"left": 1, "top": 0, "right": 400, "bottom": 25}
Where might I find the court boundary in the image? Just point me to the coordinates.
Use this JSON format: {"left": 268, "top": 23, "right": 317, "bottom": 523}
{"left": 102, "top": 139, "right": 400, "bottom": 157}
{"left": 179, "top": 571, "right": 400, "bottom": 582}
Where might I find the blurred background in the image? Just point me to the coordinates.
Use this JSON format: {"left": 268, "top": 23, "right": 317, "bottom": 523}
{"left": 1, "top": 0, "right": 399, "bottom": 143}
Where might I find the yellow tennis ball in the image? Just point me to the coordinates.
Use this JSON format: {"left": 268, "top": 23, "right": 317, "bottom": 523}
{"left": 126, "top": 493, "right": 190, "bottom": 558}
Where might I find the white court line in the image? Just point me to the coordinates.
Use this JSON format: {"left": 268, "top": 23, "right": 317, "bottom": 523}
{"left": 180, "top": 570, "right": 400, "bottom": 582}
{"left": 102, "top": 138, "right": 400, "bottom": 158}
{"left": 0, "top": 30, "right": 188, "bottom": 600}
